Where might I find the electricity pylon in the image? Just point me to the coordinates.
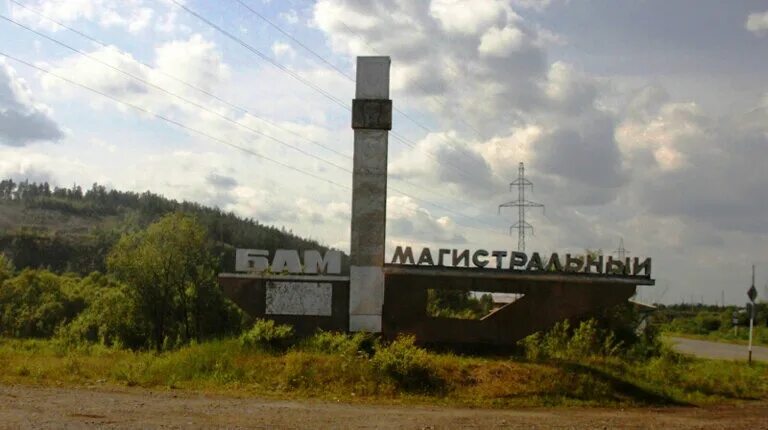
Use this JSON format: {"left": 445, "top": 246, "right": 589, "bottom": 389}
{"left": 614, "top": 238, "right": 629, "bottom": 260}
{"left": 499, "top": 162, "right": 544, "bottom": 252}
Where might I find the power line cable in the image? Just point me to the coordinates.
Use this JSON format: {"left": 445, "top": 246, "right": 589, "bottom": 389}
{"left": 232, "top": 0, "right": 354, "bottom": 81}
{"left": 172, "top": 1, "right": 507, "bottom": 232}
{"left": 9, "top": 0, "right": 352, "bottom": 161}
{"left": 2, "top": 13, "right": 495, "bottom": 232}
{"left": 1, "top": 14, "right": 505, "bottom": 233}
{"left": 234, "top": 0, "right": 484, "bottom": 176}
{"left": 0, "top": 52, "right": 350, "bottom": 190}
{"left": 3, "top": 10, "right": 473, "bottom": 217}
{"left": 0, "top": 14, "right": 352, "bottom": 174}
{"left": 296, "top": 0, "right": 485, "bottom": 139}
{"left": 168, "top": 0, "right": 482, "bottom": 185}
{"left": 168, "top": 0, "right": 349, "bottom": 111}
{"left": 1, "top": 51, "right": 503, "bottom": 234}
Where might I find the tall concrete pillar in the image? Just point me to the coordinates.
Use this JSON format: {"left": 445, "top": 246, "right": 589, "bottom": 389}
{"left": 349, "top": 56, "right": 391, "bottom": 332}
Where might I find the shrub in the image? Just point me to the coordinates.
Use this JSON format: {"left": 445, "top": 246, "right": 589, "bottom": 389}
{"left": 56, "top": 284, "right": 148, "bottom": 349}
{"left": 302, "top": 330, "right": 376, "bottom": 357}
{"left": 0, "top": 269, "right": 83, "bottom": 338}
{"left": 239, "top": 319, "right": 294, "bottom": 352}
{"left": 519, "top": 319, "right": 623, "bottom": 362}
{"left": 371, "top": 335, "right": 442, "bottom": 392}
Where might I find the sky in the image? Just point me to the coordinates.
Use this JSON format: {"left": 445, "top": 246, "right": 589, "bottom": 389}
{"left": 1, "top": 0, "right": 767, "bottom": 305}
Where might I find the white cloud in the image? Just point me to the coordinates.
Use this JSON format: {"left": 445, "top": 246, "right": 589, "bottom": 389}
{"left": 389, "top": 130, "right": 502, "bottom": 198}
{"left": 387, "top": 195, "right": 466, "bottom": 244}
{"left": 89, "top": 138, "right": 117, "bottom": 153}
{"left": 511, "top": 0, "right": 556, "bottom": 12}
{"left": 478, "top": 25, "right": 526, "bottom": 57}
{"left": 429, "top": 0, "right": 512, "bottom": 36}
{"left": 279, "top": 9, "right": 299, "bottom": 25}
{"left": 313, "top": 0, "right": 549, "bottom": 135}
{"left": 41, "top": 34, "right": 231, "bottom": 115}
{"left": 11, "top": 0, "right": 164, "bottom": 34}
{"left": 271, "top": 41, "right": 296, "bottom": 59}
{"left": 314, "top": 0, "right": 625, "bottom": 214}
{"left": 6, "top": 0, "right": 766, "bottom": 305}
{"left": 0, "top": 59, "right": 63, "bottom": 146}
{"left": 542, "top": 61, "right": 598, "bottom": 112}
{"left": 0, "top": 147, "right": 90, "bottom": 182}
{"left": 154, "top": 34, "right": 230, "bottom": 92}
{"left": 746, "top": 10, "right": 768, "bottom": 35}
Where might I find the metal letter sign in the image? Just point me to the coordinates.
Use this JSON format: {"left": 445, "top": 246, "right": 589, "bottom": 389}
{"left": 389, "top": 246, "right": 652, "bottom": 278}
{"left": 235, "top": 249, "right": 342, "bottom": 275}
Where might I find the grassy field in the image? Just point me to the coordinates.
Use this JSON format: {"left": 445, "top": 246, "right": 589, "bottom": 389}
{"left": 1, "top": 337, "right": 766, "bottom": 408}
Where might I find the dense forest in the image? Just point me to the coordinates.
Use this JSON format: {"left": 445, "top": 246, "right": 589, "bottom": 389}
{"left": 0, "top": 179, "right": 345, "bottom": 274}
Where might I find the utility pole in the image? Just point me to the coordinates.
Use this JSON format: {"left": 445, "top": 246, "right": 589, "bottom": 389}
{"left": 614, "top": 238, "right": 629, "bottom": 260}
{"left": 747, "top": 265, "right": 757, "bottom": 364}
{"left": 499, "top": 162, "right": 544, "bottom": 252}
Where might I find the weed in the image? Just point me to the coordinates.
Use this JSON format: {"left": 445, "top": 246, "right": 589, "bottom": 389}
{"left": 239, "top": 319, "right": 294, "bottom": 352}
{"left": 302, "top": 330, "right": 375, "bottom": 357}
{"left": 371, "top": 335, "right": 444, "bottom": 393}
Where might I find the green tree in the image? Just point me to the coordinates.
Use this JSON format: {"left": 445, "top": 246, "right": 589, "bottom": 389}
{"left": 0, "top": 269, "right": 82, "bottom": 338}
{"left": 0, "top": 253, "right": 12, "bottom": 283}
{"left": 107, "top": 212, "right": 241, "bottom": 350}
{"left": 58, "top": 282, "right": 147, "bottom": 348}
{"left": 426, "top": 289, "right": 494, "bottom": 319}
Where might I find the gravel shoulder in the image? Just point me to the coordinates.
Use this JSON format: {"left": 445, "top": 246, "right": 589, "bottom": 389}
{"left": 1, "top": 384, "right": 767, "bottom": 429}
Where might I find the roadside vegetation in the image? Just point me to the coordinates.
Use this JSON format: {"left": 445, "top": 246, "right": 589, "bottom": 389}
{"left": 0, "top": 322, "right": 765, "bottom": 408}
{"left": 656, "top": 304, "right": 768, "bottom": 346}
{"left": 1, "top": 187, "right": 767, "bottom": 408}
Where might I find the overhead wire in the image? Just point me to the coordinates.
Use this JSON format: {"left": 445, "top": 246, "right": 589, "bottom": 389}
{"left": 9, "top": 0, "right": 352, "bottom": 161}
{"left": 293, "top": 0, "right": 485, "bottom": 139}
{"left": 0, "top": 52, "right": 350, "bottom": 190}
{"left": 232, "top": 0, "right": 354, "bottom": 81}
{"left": 0, "top": 52, "right": 501, "bottom": 234}
{"left": 3, "top": 5, "right": 477, "bottom": 219}
{"left": 0, "top": 9, "right": 506, "bottom": 234}
{"left": 170, "top": 0, "right": 483, "bottom": 186}
{"left": 168, "top": 0, "right": 349, "bottom": 111}
{"left": 230, "top": 0, "right": 508, "bottom": 221}
{"left": 165, "top": 0, "right": 506, "bottom": 231}
{"left": 0, "top": 13, "right": 352, "bottom": 174}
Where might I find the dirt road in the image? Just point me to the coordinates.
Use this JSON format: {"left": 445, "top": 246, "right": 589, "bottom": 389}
{"left": 1, "top": 384, "right": 767, "bottom": 429}
{"left": 669, "top": 336, "right": 768, "bottom": 362}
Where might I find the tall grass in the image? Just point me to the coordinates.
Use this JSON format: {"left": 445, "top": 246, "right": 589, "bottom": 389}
{"left": 0, "top": 331, "right": 765, "bottom": 408}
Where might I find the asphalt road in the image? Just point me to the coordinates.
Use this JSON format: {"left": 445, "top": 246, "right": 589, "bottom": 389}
{"left": 669, "top": 336, "right": 768, "bottom": 362}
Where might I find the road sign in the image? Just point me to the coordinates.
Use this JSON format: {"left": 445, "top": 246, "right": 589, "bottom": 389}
{"left": 748, "top": 285, "right": 757, "bottom": 303}
{"left": 748, "top": 265, "right": 756, "bottom": 365}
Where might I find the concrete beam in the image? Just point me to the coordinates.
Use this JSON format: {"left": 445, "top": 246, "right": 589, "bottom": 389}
{"left": 382, "top": 265, "right": 655, "bottom": 286}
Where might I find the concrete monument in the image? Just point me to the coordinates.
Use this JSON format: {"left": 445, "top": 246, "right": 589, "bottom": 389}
{"left": 217, "top": 56, "right": 655, "bottom": 348}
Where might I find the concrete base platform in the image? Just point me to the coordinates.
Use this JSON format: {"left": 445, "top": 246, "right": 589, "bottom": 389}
{"left": 381, "top": 265, "right": 653, "bottom": 347}
{"left": 219, "top": 267, "right": 653, "bottom": 346}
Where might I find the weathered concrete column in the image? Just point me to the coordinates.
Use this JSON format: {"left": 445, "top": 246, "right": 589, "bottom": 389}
{"left": 349, "top": 56, "right": 391, "bottom": 332}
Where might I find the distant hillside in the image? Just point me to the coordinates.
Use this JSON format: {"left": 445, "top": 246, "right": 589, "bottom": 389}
{"left": 0, "top": 179, "right": 344, "bottom": 274}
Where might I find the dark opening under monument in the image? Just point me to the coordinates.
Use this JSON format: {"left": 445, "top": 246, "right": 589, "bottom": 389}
{"left": 218, "top": 56, "right": 654, "bottom": 348}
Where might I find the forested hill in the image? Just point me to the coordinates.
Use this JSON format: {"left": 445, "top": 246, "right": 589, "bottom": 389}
{"left": 0, "top": 179, "right": 342, "bottom": 274}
